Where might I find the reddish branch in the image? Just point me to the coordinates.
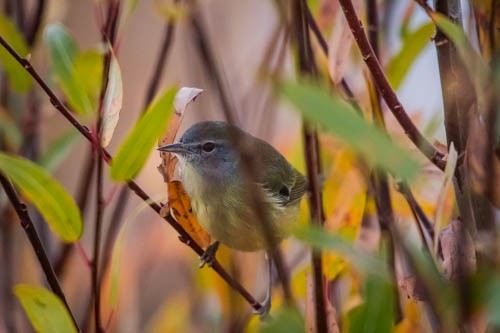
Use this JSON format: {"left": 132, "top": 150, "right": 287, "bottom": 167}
{"left": 337, "top": 0, "right": 446, "bottom": 171}
{"left": 0, "top": 35, "right": 264, "bottom": 314}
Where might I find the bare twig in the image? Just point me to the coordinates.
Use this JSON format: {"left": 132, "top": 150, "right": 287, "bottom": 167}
{"left": 0, "top": 174, "right": 80, "bottom": 331}
{"left": 26, "top": 0, "right": 46, "bottom": 46}
{"left": 91, "top": 2, "right": 121, "bottom": 331}
{"left": 292, "top": 0, "right": 328, "bottom": 331}
{"left": 364, "top": 0, "right": 402, "bottom": 323}
{"left": 0, "top": 33, "right": 264, "bottom": 314}
{"left": 337, "top": 0, "right": 446, "bottom": 171}
{"left": 396, "top": 181, "right": 434, "bottom": 251}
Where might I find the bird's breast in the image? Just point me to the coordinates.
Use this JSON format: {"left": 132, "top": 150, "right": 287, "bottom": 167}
{"left": 179, "top": 163, "right": 298, "bottom": 251}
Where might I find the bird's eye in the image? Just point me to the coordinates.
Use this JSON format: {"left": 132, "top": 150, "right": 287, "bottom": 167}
{"left": 202, "top": 142, "right": 216, "bottom": 152}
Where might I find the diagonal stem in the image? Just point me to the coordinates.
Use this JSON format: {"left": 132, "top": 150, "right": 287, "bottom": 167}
{"left": 336, "top": 0, "right": 446, "bottom": 171}
{"left": 0, "top": 173, "right": 80, "bottom": 331}
{"left": 0, "top": 34, "right": 264, "bottom": 314}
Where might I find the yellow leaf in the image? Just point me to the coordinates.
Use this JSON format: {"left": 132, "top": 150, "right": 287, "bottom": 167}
{"left": 167, "top": 180, "right": 211, "bottom": 248}
{"left": 395, "top": 301, "right": 423, "bottom": 333}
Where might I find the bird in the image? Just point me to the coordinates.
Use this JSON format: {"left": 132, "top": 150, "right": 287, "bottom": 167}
{"left": 158, "top": 121, "right": 307, "bottom": 315}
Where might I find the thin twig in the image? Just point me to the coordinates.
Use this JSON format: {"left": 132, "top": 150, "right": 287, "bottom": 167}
{"left": 0, "top": 174, "right": 80, "bottom": 331}
{"left": 54, "top": 148, "right": 95, "bottom": 276}
{"left": 364, "top": 0, "right": 402, "bottom": 322}
{"left": 396, "top": 181, "right": 434, "bottom": 250}
{"left": 337, "top": 0, "right": 446, "bottom": 171}
{"left": 92, "top": 2, "right": 120, "bottom": 331}
{"left": 0, "top": 33, "right": 264, "bottom": 314}
{"left": 188, "top": 1, "right": 294, "bottom": 306}
{"left": 26, "top": 0, "right": 46, "bottom": 47}
{"left": 293, "top": 0, "right": 328, "bottom": 331}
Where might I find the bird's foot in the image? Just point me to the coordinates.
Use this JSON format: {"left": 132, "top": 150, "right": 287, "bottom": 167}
{"left": 253, "top": 294, "right": 271, "bottom": 320}
{"left": 199, "top": 241, "right": 220, "bottom": 268}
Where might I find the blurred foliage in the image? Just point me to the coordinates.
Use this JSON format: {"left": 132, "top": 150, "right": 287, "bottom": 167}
{"left": 14, "top": 285, "right": 77, "bottom": 333}
{"left": 0, "top": 1, "right": 498, "bottom": 333}
{"left": 0, "top": 14, "right": 32, "bottom": 91}
{"left": 0, "top": 152, "right": 82, "bottom": 241}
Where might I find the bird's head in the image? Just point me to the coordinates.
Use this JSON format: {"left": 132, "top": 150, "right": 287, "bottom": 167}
{"left": 158, "top": 121, "right": 243, "bottom": 176}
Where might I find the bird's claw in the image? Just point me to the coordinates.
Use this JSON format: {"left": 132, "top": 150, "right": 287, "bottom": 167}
{"left": 199, "top": 241, "right": 219, "bottom": 268}
{"left": 253, "top": 297, "right": 272, "bottom": 321}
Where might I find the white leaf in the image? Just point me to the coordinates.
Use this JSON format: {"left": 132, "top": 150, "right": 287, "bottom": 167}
{"left": 173, "top": 87, "right": 203, "bottom": 116}
{"left": 101, "top": 50, "right": 123, "bottom": 147}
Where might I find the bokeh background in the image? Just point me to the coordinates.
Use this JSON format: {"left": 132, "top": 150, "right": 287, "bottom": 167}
{"left": 1, "top": 0, "right": 485, "bottom": 332}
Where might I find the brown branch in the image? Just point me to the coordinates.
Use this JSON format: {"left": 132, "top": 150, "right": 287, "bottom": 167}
{"left": 0, "top": 173, "right": 80, "bottom": 331}
{"left": 364, "top": 0, "right": 402, "bottom": 323}
{"left": 91, "top": 2, "right": 121, "bottom": 331}
{"left": 337, "top": 0, "right": 446, "bottom": 171}
{"left": 293, "top": 0, "right": 328, "bottom": 331}
{"left": 0, "top": 33, "right": 264, "bottom": 314}
{"left": 26, "top": 0, "right": 46, "bottom": 46}
{"left": 396, "top": 181, "right": 434, "bottom": 251}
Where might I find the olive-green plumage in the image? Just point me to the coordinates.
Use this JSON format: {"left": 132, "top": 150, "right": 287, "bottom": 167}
{"left": 159, "top": 121, "right": 307, "bottom": 251}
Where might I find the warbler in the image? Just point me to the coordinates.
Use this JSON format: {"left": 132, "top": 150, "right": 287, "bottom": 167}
{"left": 158, "top": 121, "right": 306, "bottom": 314}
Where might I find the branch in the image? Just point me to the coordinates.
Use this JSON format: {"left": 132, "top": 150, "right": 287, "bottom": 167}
{"left": 293, "top": 0, "right": 328, "bottom": 331}
{"left": 0, "top": 173, "right": 80, "bottom": 331}
{"left": 91, "top": 2, "right": 120, "bottom": 331}
{"left": 336, "top": 0, "right": 446, "bottom": 171}
{"left": 0, "top": 33, "right": 264, "bottom": 314}
{"left": 364, "top": 0, "right": 402, "bottom": 322}
{"left": 26, "top": 0, "right": 46, "bottom": 47}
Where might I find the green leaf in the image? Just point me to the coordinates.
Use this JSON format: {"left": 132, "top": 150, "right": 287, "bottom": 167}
{"left": 101, "top": 49, "right": 123, "bottom": 147}
{"left": 259, "top": 307, "right": 304, "bottom": 333}
{"left": 0, "top": 14, "right": 32, "bottom": 91}
{"left": 73, "top": 50, "right": 103, "bottom": 105}
{"left": 44, "top": 24, "right": 94, "bottom": 115}
{"left": 346, "top": 275, "right": 394, "bottom": 333}
{"left": 110, "top": 86, "right": 177, "bottom": 181}
{"left": 39, "top": 129, "right": 79, "bottom": 171}
{"left": 0, "top": 153, "right": 82, "bottom": 242}
{"left": 280, "top": 80, "right": 420, "bottom": 180}
{"left": 14, "top": 284, "right": 77, "bottom": 333}
{"left": 387, "top": 22, "right": 435, "bottom": 90}
{"left": 294, "top": 225, "right": 390, "bottom": 280}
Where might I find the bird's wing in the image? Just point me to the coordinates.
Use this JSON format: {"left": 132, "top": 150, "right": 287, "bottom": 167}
{"left": 260, "top": 165, "right": 307, "bottom": 208}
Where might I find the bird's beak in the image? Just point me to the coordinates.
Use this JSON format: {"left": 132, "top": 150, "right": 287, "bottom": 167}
{"left": 157, "top": 143, "right": 190, "bottom": 154}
